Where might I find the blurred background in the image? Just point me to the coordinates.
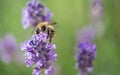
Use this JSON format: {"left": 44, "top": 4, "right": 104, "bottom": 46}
{"left": 0, "top": 0, "right": 120, "bottom": 75}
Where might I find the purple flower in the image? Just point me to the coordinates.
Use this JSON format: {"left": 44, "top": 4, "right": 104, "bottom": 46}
{"left": 33, "top": 68, "right": 42, "bottom": 75}
{"left": 21, "top": 32, "right": 57, "bottom": 75}
{"left": 90, "top": 0, "right": 103, "bottom": 22}
{"left": 0, "top": 33, "right": 24, "bottom": 64}
{"left": 89, "top": 0, "right": 105, "bottom": 37}
{"left": 45, "top": 66, "right": 54, "bottom": 75}
{"left": 0, "top": 34, "right": 17, "bottom": 52}
{"left": 42, "top": 9, "right": 53, "bottom": 22}
{"left": 77, "top": 26, "right": 96, "bottom": 42}
{"left": 22, "top": 0, "right": 53, "bottom": 29}
{"left": 76, "top": 41, "right": 96, "bottom": 75}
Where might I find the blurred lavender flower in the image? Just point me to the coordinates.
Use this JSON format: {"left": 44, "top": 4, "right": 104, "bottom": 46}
{"left": 77, "top": 25, "right": 96, "bottom": 42}
{"left": 21, "top": 32, "right": 57, "bottom": 75}
{"left": 90, "top": 0, "right": 103, "bottom": 22}
{"left": 0, "top": 33, "right": 24, "bottom": 64}
{"left": 22, "top": 0, "right": 53, "bottom": 29}
{"left": 90, "top": 0, "right": 105, "bottom": 37}
{"left": 76, "top": 24, "right": 97, "bottom": 75}
{"left": 75, "top": 0, "right": 103, "bottom": 74}
{"left": 76, "top": 41, "right": 96, "bottom": 75}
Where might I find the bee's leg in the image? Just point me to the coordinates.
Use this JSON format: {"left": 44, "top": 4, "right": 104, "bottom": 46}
{"left": 49, "top": 37, "right": 52, "bottom": 43}
{"left": 48, "top": 29, "right": 52, "bottom": 42}
{"left": 35, "top": 28, "right": 40, "bottom": 34}
{"left": 47, "top": 29, "right": 49, "bottom": 37}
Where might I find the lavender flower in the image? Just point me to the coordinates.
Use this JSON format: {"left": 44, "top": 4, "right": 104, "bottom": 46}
{"left": 22, "top": 0, "right": 53, "bottom": 29}
{"left": 90, "top": 0, "right": 103, "bottom": 22}
{"left": 21, "top": 32, "right": 57, "bottom": 75}
{"left": 77, "top": 25, "right": 96, "bottom": 42}
{"left": 90, "top": 0, "right": 104, "bottom": 37}
{"left": 0, "top": 33, "right": 24, "bottom": 64}
{"left": 76, "top": 41, "right": 96, "bottom": 75}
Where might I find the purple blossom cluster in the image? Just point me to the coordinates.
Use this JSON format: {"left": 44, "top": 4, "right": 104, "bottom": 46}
{"left": 76, "top": 41, "right": 96, "bottom": 75}
{"left": 0, "top": 34, "right": 17, "bottom": 63}
{"left": 75, "top": 0, "right": 102, "bottom": 75}
{"left": 90, "top": 0, "right": 103, "bottom": 22}
{"left": 91, "top": 0, "right": 104, "bottom": 37}
{"left": 77, "top": 26, "right": 95, "bottom": 42}
{"left": 22, "top": 0, "right": 52, "bottom": 29}
{"left": 0, "top": 33, "right": 24, "bottom": 64}
{"left": 21, "top": 32, "right": 57, "bottom": 75}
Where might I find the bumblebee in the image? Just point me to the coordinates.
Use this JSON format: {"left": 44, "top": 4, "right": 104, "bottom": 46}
{"left": 35, "top": 22, "right": 56, "bottom": 42}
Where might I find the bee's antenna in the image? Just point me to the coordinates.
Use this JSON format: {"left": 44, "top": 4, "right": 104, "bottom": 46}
{"left": 31, "top": 30, "right": 35, "bottom": 34}
{"left": 31, "top": 28, "right": 36, "bottom": 34}
{"left": 49, "top": 22, "right": 57, "bottom": 25}
{"left": 53, "top": 22, "right": 57, "bottom": 25}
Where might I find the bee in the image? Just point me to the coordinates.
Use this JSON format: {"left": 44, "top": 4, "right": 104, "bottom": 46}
{"left": 35, "top": 21, "right": 56, "bottom": 42}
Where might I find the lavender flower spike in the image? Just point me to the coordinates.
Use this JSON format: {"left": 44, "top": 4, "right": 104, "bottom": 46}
{"left": 21, "top": 32, "right": 57, "bottom": 75}
{"left": 90, "top": 0, "right": 104, "bottom": 38}
{"left": 0, "top": 33, "right": 24, "bottom": 64}
{"left": 0, "top": 34, "right": 17, "bottom": 63}
{"left": 90, "top": 0, "right": 103, "bottom": 22}
{"left": 76, "top": 41, "right": 96, "bottom": 75}
{"left": 22, "top": 0, "right": 53, "bottom": 29}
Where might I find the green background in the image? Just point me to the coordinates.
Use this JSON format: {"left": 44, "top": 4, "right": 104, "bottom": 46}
{"left": 0, "top": 0, "right": 120, "bottom": 75}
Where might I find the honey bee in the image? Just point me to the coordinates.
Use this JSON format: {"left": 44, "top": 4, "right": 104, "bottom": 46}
{"left": 35, "top": 22, "right": 56, "bottom": 42}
